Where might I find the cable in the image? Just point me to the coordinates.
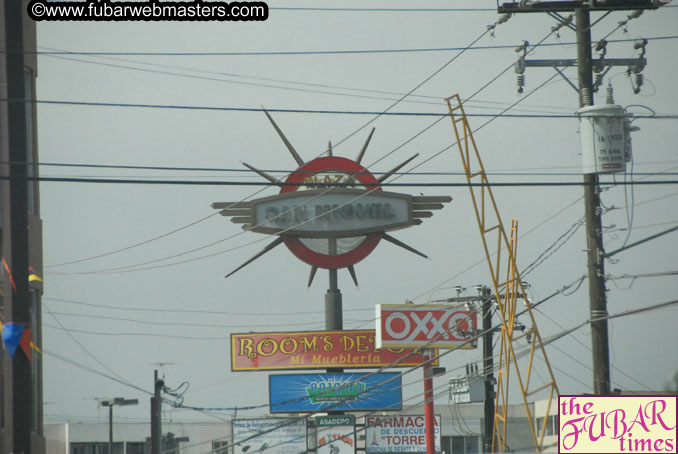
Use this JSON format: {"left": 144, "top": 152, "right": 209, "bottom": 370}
{"left": 39, "top": 22, "right": 675, "bottom": 275}
{"left": 29, "top": 175, "right": 678, "bottom": 187}
{"left": 31, "top": 35, "right": 678, "bottom": 56}
{"left": 12, "top": 160, "right": 678, "bottom": 177}
{"left": 23, "top": 98, "right": 678, "bottom": 118}
{"left": 41, "top": 19, "right": 644, "bottom": 278}
{"left": 45, "top": 275, "right": 675, "bottom": 447}
{"left": 269, "top": 7, "right": 496, "bottom": 12}
{"left": 43, "top": 302, "right": 142, "bottom": 392}
{"left": 605, "top": 224, "right": 678, "bottom": 258}
{"left": 521, "top": 217, "right": 586, "bottom": 277}
{"left": 45, "top": 41, "right": 574, "bottom": 277}
{"left": 44, "top": 311, "right": 327, "bottom": 330}
{"left": 170, "top": 292, "right": 678, "bottom": 452}
{"left": 45, "top": 211, "right": 219, "bottom": 268}
{"left": 38, "top": 46, "right": 578, "bottom": 116}
{"left": 533, "top": 306, "right": 652, "bottom": 391}
{"left": 43, "top": 296, "right": 371, "bottom": 316}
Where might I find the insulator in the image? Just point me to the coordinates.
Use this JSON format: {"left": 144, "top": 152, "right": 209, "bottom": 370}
{"left": 635, "top": 73, "right": 644, "bottom": 93}
{"left": 606, "top": 84, "right": 614, "bottom": 105}
{"left": 516, "top": 73, "right": 525, "bottom": 94}
{"left": 594, "top": 73, "right": 604, "bottom": 92}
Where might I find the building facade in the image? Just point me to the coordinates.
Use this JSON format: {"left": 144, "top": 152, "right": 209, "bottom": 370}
{"left": 0, "top": 2, "right": 45, "bottom": 453}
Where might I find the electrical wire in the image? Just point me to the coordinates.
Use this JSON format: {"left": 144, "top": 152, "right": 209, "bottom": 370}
{"left": 44, "top": 311, "right": 328, "bottom": 330}
{"left": 39, "top": 21, "right": 678, "bottom": 276}
{"left": 521, "top": 217, "right": 586, "bottom": 277}
{"left": 43, "top": 302, "right": 142, "bottom": 391}
{"left": 38, "top": 46, "right": 578, "bottom": 116}
{"left": 41, "top": 19, "right": 519, "bottom": 276}
{"left": 24, "top": 98, "right": 678, "bottom": 118}
{"left": 45, "top": 211, "right": 219, "bottom": 268}
{"left": 43, "top": 277, "right": 676, "bottom": 448}
{"left": 43, "top": 296, "right": 372, "bottom": 316}
{"left": 39, "top": 20, "right": 512, "bottom": 275}
{"left": 12, "top": 160, "right": 678, "bottom": 177}
{"left": 32, "top": 35, "right": 678, "bottom": 56}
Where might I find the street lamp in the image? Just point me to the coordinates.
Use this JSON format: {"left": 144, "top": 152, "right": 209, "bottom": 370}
{"left": 101, "top": 397, "right": 139, "bottom": 454}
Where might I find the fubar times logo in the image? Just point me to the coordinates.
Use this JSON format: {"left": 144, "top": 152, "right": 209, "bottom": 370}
{"left": 559, "top": 395, "right": 677, "bottom": 453}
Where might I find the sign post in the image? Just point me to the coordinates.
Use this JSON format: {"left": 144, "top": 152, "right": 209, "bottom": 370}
{"left": 376, "top": 304, "right": 479, "bottom": 454}
{"left": 423, "top": 349, "right": 435, "bottom": 454}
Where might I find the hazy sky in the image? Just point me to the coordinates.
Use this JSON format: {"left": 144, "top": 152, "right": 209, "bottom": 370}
{"left": 35, "top": 0, "right": 678, "bottom": 426}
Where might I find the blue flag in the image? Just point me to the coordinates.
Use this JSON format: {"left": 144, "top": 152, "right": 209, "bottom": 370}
{"left": 2, "top": 323, "right": 24, "bottom": 358}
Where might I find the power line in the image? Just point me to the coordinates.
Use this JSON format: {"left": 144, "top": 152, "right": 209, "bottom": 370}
{"left": 44, "top": 310, "right": 328, "bottom": 330}
{"left": 269, "top": 7, "right": 496, "bottom": 12}
{"left": 29, "top": 175, "right": 678, "bottom": 187}
{"left": 35, "top": 46, "right": 579, "bottom": 115}
{"left": 43, "top": 296, "right": 370, "bottom": 316}
{"left": 31, "top": 35, "right": 678, "bottom": 56}
{"left": 23, "top": 98, "right": 678, "bottom": 118}
{"left": 36, "top": 23, "right": 634, "bottom": 276}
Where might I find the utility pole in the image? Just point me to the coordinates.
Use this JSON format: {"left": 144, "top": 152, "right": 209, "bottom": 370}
{"left": 4, "top": 2, "right": 32, "bottom": 453}
{"left": 497, "top": 0, "right": 663, "bottom": 397}
{"left": 151, "top": 371, "right": 164, "bottom": 454}
{"left": 481, "top": 287, "right": 495, "bottom": 453}
{"left": 432, "top": 286, "right": 497, "bottom": 451}
{"left": 575, "top": 8, "right": 611, "bottom": 397}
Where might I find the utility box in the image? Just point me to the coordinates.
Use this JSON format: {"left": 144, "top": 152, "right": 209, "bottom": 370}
{"left": 577, "top": 104, "right": 631, "bottom": 174}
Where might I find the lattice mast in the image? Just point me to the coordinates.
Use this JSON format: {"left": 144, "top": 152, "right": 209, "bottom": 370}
{"left": 445, "top": 94, "right": 559, "bottom": 452}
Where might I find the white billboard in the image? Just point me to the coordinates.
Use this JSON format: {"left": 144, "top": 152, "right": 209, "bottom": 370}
{"left": 232, "top": 418, "right": 307, "bottom": 454}
{"left": 365, "top": 415, "right": 441, "bottom": 453}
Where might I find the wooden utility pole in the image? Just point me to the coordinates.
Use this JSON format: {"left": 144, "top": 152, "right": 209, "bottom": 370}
{"left": 151, "top": 371, "right": 164, "bottom": 454}
{"left": 575, "top": 8, "right": 611, "bottom": 396}
{"left": 4, "top": 1, "right": 32, "bottom": 452}
{"left": 497, "top": 0, "right": 663, "bottom": 398}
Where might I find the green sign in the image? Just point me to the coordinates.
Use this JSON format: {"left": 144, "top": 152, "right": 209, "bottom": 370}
{"left": 316, "top": 415, "right": 355, "bottom": 427}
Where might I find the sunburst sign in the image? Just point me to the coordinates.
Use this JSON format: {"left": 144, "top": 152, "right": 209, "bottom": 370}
{"left": 212, "top": 111, "right": 451, "bottom": 286}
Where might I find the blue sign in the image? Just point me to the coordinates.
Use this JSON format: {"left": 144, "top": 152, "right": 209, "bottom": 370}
{"left": 269, "top": 372, "right": 402, "bottom": 413}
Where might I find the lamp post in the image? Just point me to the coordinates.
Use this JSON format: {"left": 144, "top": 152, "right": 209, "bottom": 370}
{"left": 101, "top": 397, "right": 139, "bottom": 454}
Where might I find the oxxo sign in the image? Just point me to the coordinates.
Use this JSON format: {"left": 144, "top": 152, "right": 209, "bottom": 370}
{"left": 375, "top": 304, "right": 477, "bottom": 349}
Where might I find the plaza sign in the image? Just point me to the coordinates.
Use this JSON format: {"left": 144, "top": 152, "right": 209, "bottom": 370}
{"left": 375, "top": 304, "right": 477, "bottom": 349}
{"left": 213, "top": 154, "right": 451, "bottom": 270}
{"left": 230, "top": 188, "right": 415, "bottom": 238}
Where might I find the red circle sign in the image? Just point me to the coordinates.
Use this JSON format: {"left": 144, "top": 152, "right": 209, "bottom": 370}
{"left": 281, "top": 156, "right": 382, "bottom": 269}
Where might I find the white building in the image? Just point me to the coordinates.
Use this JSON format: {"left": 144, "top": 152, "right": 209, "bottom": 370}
{"left": 45, "top": 399, "right": 557, "bottom": 454}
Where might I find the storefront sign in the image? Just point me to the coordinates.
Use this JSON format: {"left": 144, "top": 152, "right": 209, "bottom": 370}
{"left": 376, "top": 304, "right": 477, "bottom": 349}
{"left": 269, "top": 372, "right": 402, "bottom": 413}
{"left": 232, "top": 418, "right": 307, "bottom": 454}
{"left": 231, "top": 330, "right": 438, "bottom": 371}
{"left": 317, "top": 415, "right": 356, "bottom": 454}
{"left": 365, "top": 415, "right": 441, "bottom": 453}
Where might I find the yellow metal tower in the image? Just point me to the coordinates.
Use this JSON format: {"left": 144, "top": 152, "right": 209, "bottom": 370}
{"left": 445, "top": 94, "right": 559, "bottom": 452}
